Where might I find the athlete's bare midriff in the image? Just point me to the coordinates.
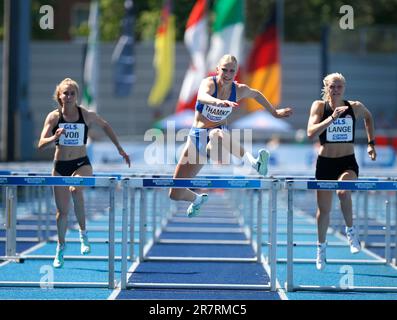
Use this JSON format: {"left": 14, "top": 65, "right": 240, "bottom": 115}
{"left": 318, "top": 143, "right": 355, "bottom": 158}
{"left": 193, "top": 111, "right": 228, "bottom": 129}
{"left": 54, "top": 145, "right": 87, "bottom": 161}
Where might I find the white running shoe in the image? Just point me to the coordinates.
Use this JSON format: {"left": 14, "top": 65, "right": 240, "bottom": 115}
{"left": 80, "top": 232, "right": 91, "bottom": 255}
{"left": 253, "top": 149, "right": 270, "bottom": 176}
{"left": 53, "top": 244, "right": 65, "bottom": 268}
{"left": 316, "top": 242, "right": 327, "bottom": 271}
{"left": 187, "top": 194, "right": 208, "bottom": 218}
{"left": 346, "top": 226, "right": 361, "bottom": 254}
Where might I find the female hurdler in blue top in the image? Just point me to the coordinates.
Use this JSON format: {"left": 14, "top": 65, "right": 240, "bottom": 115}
{"left": 169, "top": 54, "right": 293, "bottom": 218}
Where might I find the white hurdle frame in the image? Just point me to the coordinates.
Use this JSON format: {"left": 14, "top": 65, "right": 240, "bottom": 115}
{"left": 271, "top": 176, "right": 397, "bottom": 251}
{"left": 285, "top": 179, "right": 397, "bottom": 292}
{"left": 0, "top": 175, "right": 117, "bottom": 289}
{"left": 120, "top": 177, "right": 280, "bottom": 291}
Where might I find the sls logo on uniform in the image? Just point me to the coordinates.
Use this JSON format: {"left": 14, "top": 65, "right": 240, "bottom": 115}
{"left": 327, "top": 117, "right": 353, "bottom": 142}
{"left": 59, "top": 123, "right": 85, "bottom": 146}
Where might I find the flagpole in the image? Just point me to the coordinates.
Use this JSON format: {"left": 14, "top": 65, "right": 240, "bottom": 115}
{"left": 276, "top": 0, "right": 284, "bottom": 43}
{"left": 242, "top": 0, "right": 246, "bottom": 68}
{"left": 83, "top": 0, "right": 100, "bottom": 159}
{"left": 112, "top": 0, "right": 135, "bottom": 97}
{"left": 276, "top": 0, "right": 284, "bottom": 106}
{"left": 83, "top": 0, "right": 100, "bottom": 113}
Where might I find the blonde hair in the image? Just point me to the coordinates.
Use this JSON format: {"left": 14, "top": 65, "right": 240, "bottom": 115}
{"left": 53, "top": 78, "right": 80, "bottom": 106}
{"left": 321, "top": 73, "right": 346, "bottom": 101}
{"left": 218, "top": 54, "right": 238, "bottom": 66}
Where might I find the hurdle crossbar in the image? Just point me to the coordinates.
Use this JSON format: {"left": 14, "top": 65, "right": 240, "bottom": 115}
{"left": 126, "top": 282, "right": 271, "bottom": 290}
{"left": 0, "top": 175, "right": 117, "bottom": 289}
{"left": 285, "top": 179, "right": 397, "bottom": 293}
{"left": 120, "top": 177, "right": 279, "bottom": 291}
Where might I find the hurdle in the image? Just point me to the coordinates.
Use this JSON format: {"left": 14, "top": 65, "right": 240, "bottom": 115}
{"left": 285, "top": 179, "right": 397, "bottom": 292}
{"left": 4, "top": 171, "right": 154, "bottom": 252}
{"left": 0, "top": 175, "right": 117, "bottom": 288}
{"left": 1, "top": 172, "right": 122, "bottom": 244}
{"left": 129, "top": 174, "right": 264, "bottom": 247}
{"left": 119, "top": 177, "right": 280, "bottom": 291}
{"left": 354, "top": 187, "right": 397, "bottom": 251}
{"left": 264, "top": 176, "right": 396, "bottom": 250}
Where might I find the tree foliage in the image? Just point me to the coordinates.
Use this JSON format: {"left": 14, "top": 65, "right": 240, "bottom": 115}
{"left": 1, "top": 0, "right": 395, "bottom": 42}
{"left": 283, "top": 0, "right": 397, "bottom": 42}
{"left": 101, "top": 0, "right": 397, "bottom": 42}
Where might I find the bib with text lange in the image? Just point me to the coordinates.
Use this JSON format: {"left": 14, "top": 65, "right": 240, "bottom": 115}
{"left": 326, "top": 117, "right": 353, "bottom": 143}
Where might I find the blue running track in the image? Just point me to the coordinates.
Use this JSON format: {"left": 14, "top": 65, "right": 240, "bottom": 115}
{"left": 1, "top": 187, "right": 397, "bottom": 300}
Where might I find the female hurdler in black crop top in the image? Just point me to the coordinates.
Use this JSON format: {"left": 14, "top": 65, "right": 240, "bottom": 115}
{"left": 52, "top": 106, "right": 89, "bottom": 146}
{"left": 318, "top": 100, "right": 356, "bottom": 145}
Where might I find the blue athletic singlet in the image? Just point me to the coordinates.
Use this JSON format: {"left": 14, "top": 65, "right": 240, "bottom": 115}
{"left": 195, "top": 76, "right": 237, "bottom": 123}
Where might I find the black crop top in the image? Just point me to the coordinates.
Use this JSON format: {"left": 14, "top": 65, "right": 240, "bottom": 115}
{"left": 52, "top": 107, "right": 88, "bottom": 146}
{"left": 319, "top": 100, "right": 356, "bottom": 145}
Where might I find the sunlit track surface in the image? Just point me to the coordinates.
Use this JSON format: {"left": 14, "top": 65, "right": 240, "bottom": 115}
{"left": 0, "top": 167, "right": 397, "bottom": 300}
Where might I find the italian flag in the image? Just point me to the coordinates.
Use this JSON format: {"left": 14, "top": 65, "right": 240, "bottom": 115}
{"left": 206, "top": 0, "right": 244, "bottom": 74}
{"left": 175, "top": 0, "right": 208, "bottom": 113}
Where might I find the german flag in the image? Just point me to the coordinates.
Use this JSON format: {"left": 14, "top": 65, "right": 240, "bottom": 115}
{"left": 244, "top": 8, "right": 280, "bottom": 112}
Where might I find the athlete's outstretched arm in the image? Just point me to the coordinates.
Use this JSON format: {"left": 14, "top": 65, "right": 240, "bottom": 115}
{"left": 236, "top": 83, "right": 292, "bottom": 118}
{"left": 85, "top": 110, "right": 131, "bottom": 167}
{"left": 354, "top": 101, "right": 376, "bottom": 161}
{"left": 196, "top": 78, "right": 238, "bottom": 108}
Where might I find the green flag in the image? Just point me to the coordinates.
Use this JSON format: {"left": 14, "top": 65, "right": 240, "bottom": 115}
{"left": 206, "top": 0, "right": 244, "bottom": 73}
{"left": 82, "top": 0, "right": 99, "bottom": 112}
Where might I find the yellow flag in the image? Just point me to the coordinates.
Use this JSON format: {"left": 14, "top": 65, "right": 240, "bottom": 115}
{"left": 148, "top": 0, "right": 175, "bottom": 107}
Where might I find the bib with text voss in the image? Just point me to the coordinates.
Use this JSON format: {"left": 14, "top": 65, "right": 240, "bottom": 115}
{"left": 58, "top": 123, "right": 85, "bottom": 146}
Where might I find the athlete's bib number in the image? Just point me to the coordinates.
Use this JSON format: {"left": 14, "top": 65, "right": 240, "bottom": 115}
{"left": 326, "top": 118, "right": 353, "bottom": 142}
{"left": 59, "top": 123, "right": 85, "bottom": 146}
{"left": 202, "top": 104, "right": 232, "bottom": 122}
